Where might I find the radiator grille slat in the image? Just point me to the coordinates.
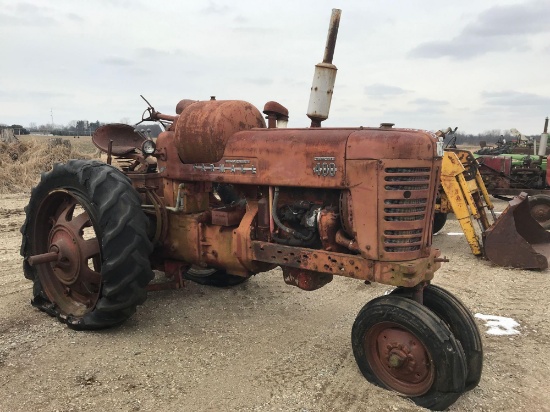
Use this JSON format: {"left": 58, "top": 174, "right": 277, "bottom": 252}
{"left": 382, "top": 167, "right": 432, "bottom": 253}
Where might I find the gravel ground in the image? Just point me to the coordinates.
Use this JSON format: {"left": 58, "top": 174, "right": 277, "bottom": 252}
{"left": 1, "top": 193, "right": 549, "bottom": 412}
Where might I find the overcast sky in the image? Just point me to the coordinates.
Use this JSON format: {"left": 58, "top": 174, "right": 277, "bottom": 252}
{"left": 1, "top": 0, "right": 549, "bottom": 135}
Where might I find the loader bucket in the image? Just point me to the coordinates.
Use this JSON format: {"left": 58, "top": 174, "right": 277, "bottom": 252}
{"left": 483, "top": 192, "right": 550, "bottom": 270}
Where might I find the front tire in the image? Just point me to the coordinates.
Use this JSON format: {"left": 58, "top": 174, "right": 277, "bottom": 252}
{"left": 352, "top": 295, "right": 467, "bottom": 411}
{"left": 21, "top": 160, "right": 154, "bottom": 329}
{"left": 392, "top": 285, "right": 483, "bottom": 390}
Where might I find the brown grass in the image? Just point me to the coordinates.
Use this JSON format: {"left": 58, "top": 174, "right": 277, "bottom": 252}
{"left": 0, "top": 136, "right": 99, "bottom": 194}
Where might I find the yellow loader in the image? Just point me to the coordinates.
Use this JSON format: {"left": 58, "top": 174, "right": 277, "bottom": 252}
{"left": 434, "top": 131, "right": 550, "bottom": 270}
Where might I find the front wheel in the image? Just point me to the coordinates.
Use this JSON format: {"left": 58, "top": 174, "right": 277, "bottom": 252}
{"left": 21, "top": 160, "right": 154, "bottom": 329}
{"left": 391, "top": 285, "right": 483, "bottom": 391}
{"left": 352, "top": 295, "right": 467, "bottom": 411}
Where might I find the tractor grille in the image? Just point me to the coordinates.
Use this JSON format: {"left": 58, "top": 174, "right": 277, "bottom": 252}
{"left": 382, "top": 167, "right": 431, "bottom": 253}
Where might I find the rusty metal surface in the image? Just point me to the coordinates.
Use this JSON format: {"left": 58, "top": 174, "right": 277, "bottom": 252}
{"left": 262, "top": 101, "right": 289, "bottom": 117}
{"left": 159, "top": 127, "right": 351, "bottom": 187}
{"left": 282, "top": 267, "right": 333, "bottom": 290}
{"left": 252, "top": 240, "right": 372, "bottom": 280}
{"left": 346, "top": 128, "right": 439, "bottom": 161}
{"left": 318, "top": 209, "right": 345, "bottom": 252}
{"left": 211, "top": 206, "right": 246, "bottom": 226}
{"left": 365, "top": 322, "right": 434, "bottom": 396}
{"left": 483, "top": 193, "right": 550, "bottom": 269}
{"left": 322, "top": 9, "right": 341, "bottom": 64}
{"left": 174, "top": 100, "right": 266, "bottom": 164}
{"left": 477, "top": 156, "right": 513, "bottom": 190}
{"left": 175, "top": 99, "right": 198, "bottom": 115}
{"left": 263, "top": 101, "right": 289, "bottom": 128}
{"left": 250, "top": 241, "right": 439, "bottom": 287}
{"left": 92, "top": 124, "right": 145, "bottom": 155}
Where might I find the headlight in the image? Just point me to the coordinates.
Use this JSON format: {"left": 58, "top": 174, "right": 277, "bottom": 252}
{"left": 142, "top": 139, "right": 156, "bottom": 155}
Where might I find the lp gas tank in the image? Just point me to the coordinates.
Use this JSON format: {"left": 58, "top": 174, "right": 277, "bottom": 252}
{"left": 174, "top": 100, "right": 266, "bottom": 164}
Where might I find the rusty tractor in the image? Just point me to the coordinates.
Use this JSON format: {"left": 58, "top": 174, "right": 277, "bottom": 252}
{"left": 20, "top": 10, "right": 482, "bottom": 410}
{"left": 476, "top": 117, "right": 550, "bottom": 230}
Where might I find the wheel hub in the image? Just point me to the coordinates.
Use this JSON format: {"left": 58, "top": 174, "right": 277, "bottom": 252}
{"left": 531, "top": 204, "right": 550, "bottom": 221}
{"left": 365, "top": 324, "right": 434, "bottom": 396}
{"left": 49, "top": 226, "right": 81, "bottom": 285}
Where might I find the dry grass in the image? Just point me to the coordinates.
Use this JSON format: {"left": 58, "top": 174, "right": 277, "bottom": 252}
{"left": 0, "top": 135, "right": 99, "bottom": 194}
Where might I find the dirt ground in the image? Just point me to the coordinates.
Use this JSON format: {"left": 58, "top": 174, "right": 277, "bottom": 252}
{"left": 1, "top": 192, "right": 550, "bottom": 412}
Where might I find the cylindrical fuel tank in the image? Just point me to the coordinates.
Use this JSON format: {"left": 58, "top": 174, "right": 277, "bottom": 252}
{"left": 174, "top": 100, "right": 266, "bottom": 164}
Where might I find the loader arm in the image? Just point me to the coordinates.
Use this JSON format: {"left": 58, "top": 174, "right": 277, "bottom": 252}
{"left": 438, "top": 149, "right": 550, "bottom": 269}
{"left": 439, "top": 149, "right": 496, "bottom": 256}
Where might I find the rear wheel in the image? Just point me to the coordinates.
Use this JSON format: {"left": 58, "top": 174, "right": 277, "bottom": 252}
{"left": 391, "top": 285, "right": 483, "bottom": 390}
{"left": 352, "top": 295, "right": 467, "bottom": 411}
{"left": 184, "top": 266, "right": 248, "bottom": 287}
{"left": 21, "top": 160, "right": 154, "bottom": 329}
{"left": 528, "top": 194, "right": 550, "bottom": 229}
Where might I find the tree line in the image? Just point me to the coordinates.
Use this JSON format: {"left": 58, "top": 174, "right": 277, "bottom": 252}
{"left": 0, "top": 121, "right": 540, "bottom": 144}
{"left": 450, "top": 129, "right": 540, "bottom": 147}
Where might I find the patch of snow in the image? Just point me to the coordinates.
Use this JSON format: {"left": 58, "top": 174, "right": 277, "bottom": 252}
{"left": 474, "top": 313, "right": 520, "bottom": 336}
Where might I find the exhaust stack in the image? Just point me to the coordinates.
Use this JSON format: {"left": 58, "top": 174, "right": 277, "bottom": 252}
{"left": 538, "top": 117, "right": 549, "bottom": 156}
{"left": 307, "top": 9, "right": 341, "bottom": 127}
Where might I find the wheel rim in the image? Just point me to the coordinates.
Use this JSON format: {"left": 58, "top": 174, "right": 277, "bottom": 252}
{"left": 364, "top": 321, "right": 435, "bottom": 396}
{"left": 530, "top": 202, "right": 550, "bottom": 227}
{"left": 32, "top": 189, "right": 101, "bottom": 317}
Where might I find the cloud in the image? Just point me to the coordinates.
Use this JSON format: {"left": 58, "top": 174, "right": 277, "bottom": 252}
{"left": 136, "top": 47, "right": 175, "bottom": 59}
{"left": 66, "top": 12, "right": 85, "bottom": 23}
{"left": 481, "top": 90, "right": 550, "bottom": 107}
{"left": 0, "top": 90, "right": 70, "bottom": 103}
{"left": 410, "top": 98, "right": 450, "bottom": 106}
{"left": 409, "top": 0, "right": 550, "bottom": 60}
{"left": 364, "top": 83, "right": 409, "bottom": 98}
{"left": 0, "top": 2, "right": 56, "bottom": 26}
{"left": 465, "top": 1, "right": 550, "bottom": 37}
{"left": 101, "top": 57, "right": 134, "bottom": 66}
{"left": 233, "top": 15, "right": 248, "bottom": 24}
{"left": 202, "top": 1, "right": 233, "bottom": 15}
{"left": 242, "top": 77, "right": 273, "bottom": 86}
{"left": 98, "top": 0, "right": 144, "bottom": 7}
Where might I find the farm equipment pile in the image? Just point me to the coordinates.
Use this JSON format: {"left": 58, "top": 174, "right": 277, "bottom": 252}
{"left": 20, "top": 10, "right": 483, "bottom": 410}
{"left": 475, "top": 117, "right": 550, "bottom": 229}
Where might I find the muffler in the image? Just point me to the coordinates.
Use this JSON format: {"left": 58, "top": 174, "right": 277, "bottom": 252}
{"left": 483, "top": 192, "right": 550, "bottom": 270}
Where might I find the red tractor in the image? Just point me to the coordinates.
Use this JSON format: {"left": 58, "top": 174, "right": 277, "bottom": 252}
{"left": 20, "top": 10, "right": 481, "bottom": 410}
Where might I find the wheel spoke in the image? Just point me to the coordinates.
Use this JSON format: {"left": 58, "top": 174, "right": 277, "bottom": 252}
{"left": 67, "top": 211, "right": 92, "bottom": 234}
{"left": 81, "top": 238, "right": 100, "bottom": 259}
{"left": 80, "top": 266, "right": 101, "bottom": 287}
{"left": 69, "top": 267, "right": 101, "bottom": 298}
{"left": 56, "top": 198, "right": 77, "bottom": 222}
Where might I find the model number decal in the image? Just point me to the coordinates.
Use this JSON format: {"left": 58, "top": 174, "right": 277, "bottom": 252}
{"left": 313, "top": 156, "right": 337, "bottom": 177}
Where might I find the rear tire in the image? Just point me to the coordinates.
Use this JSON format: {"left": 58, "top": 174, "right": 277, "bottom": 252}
{"left": 352, "top": 295, "right": 467, "bottom": 411}
{"left": 21, "top": 160, "right": 154, "bottom": 329}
